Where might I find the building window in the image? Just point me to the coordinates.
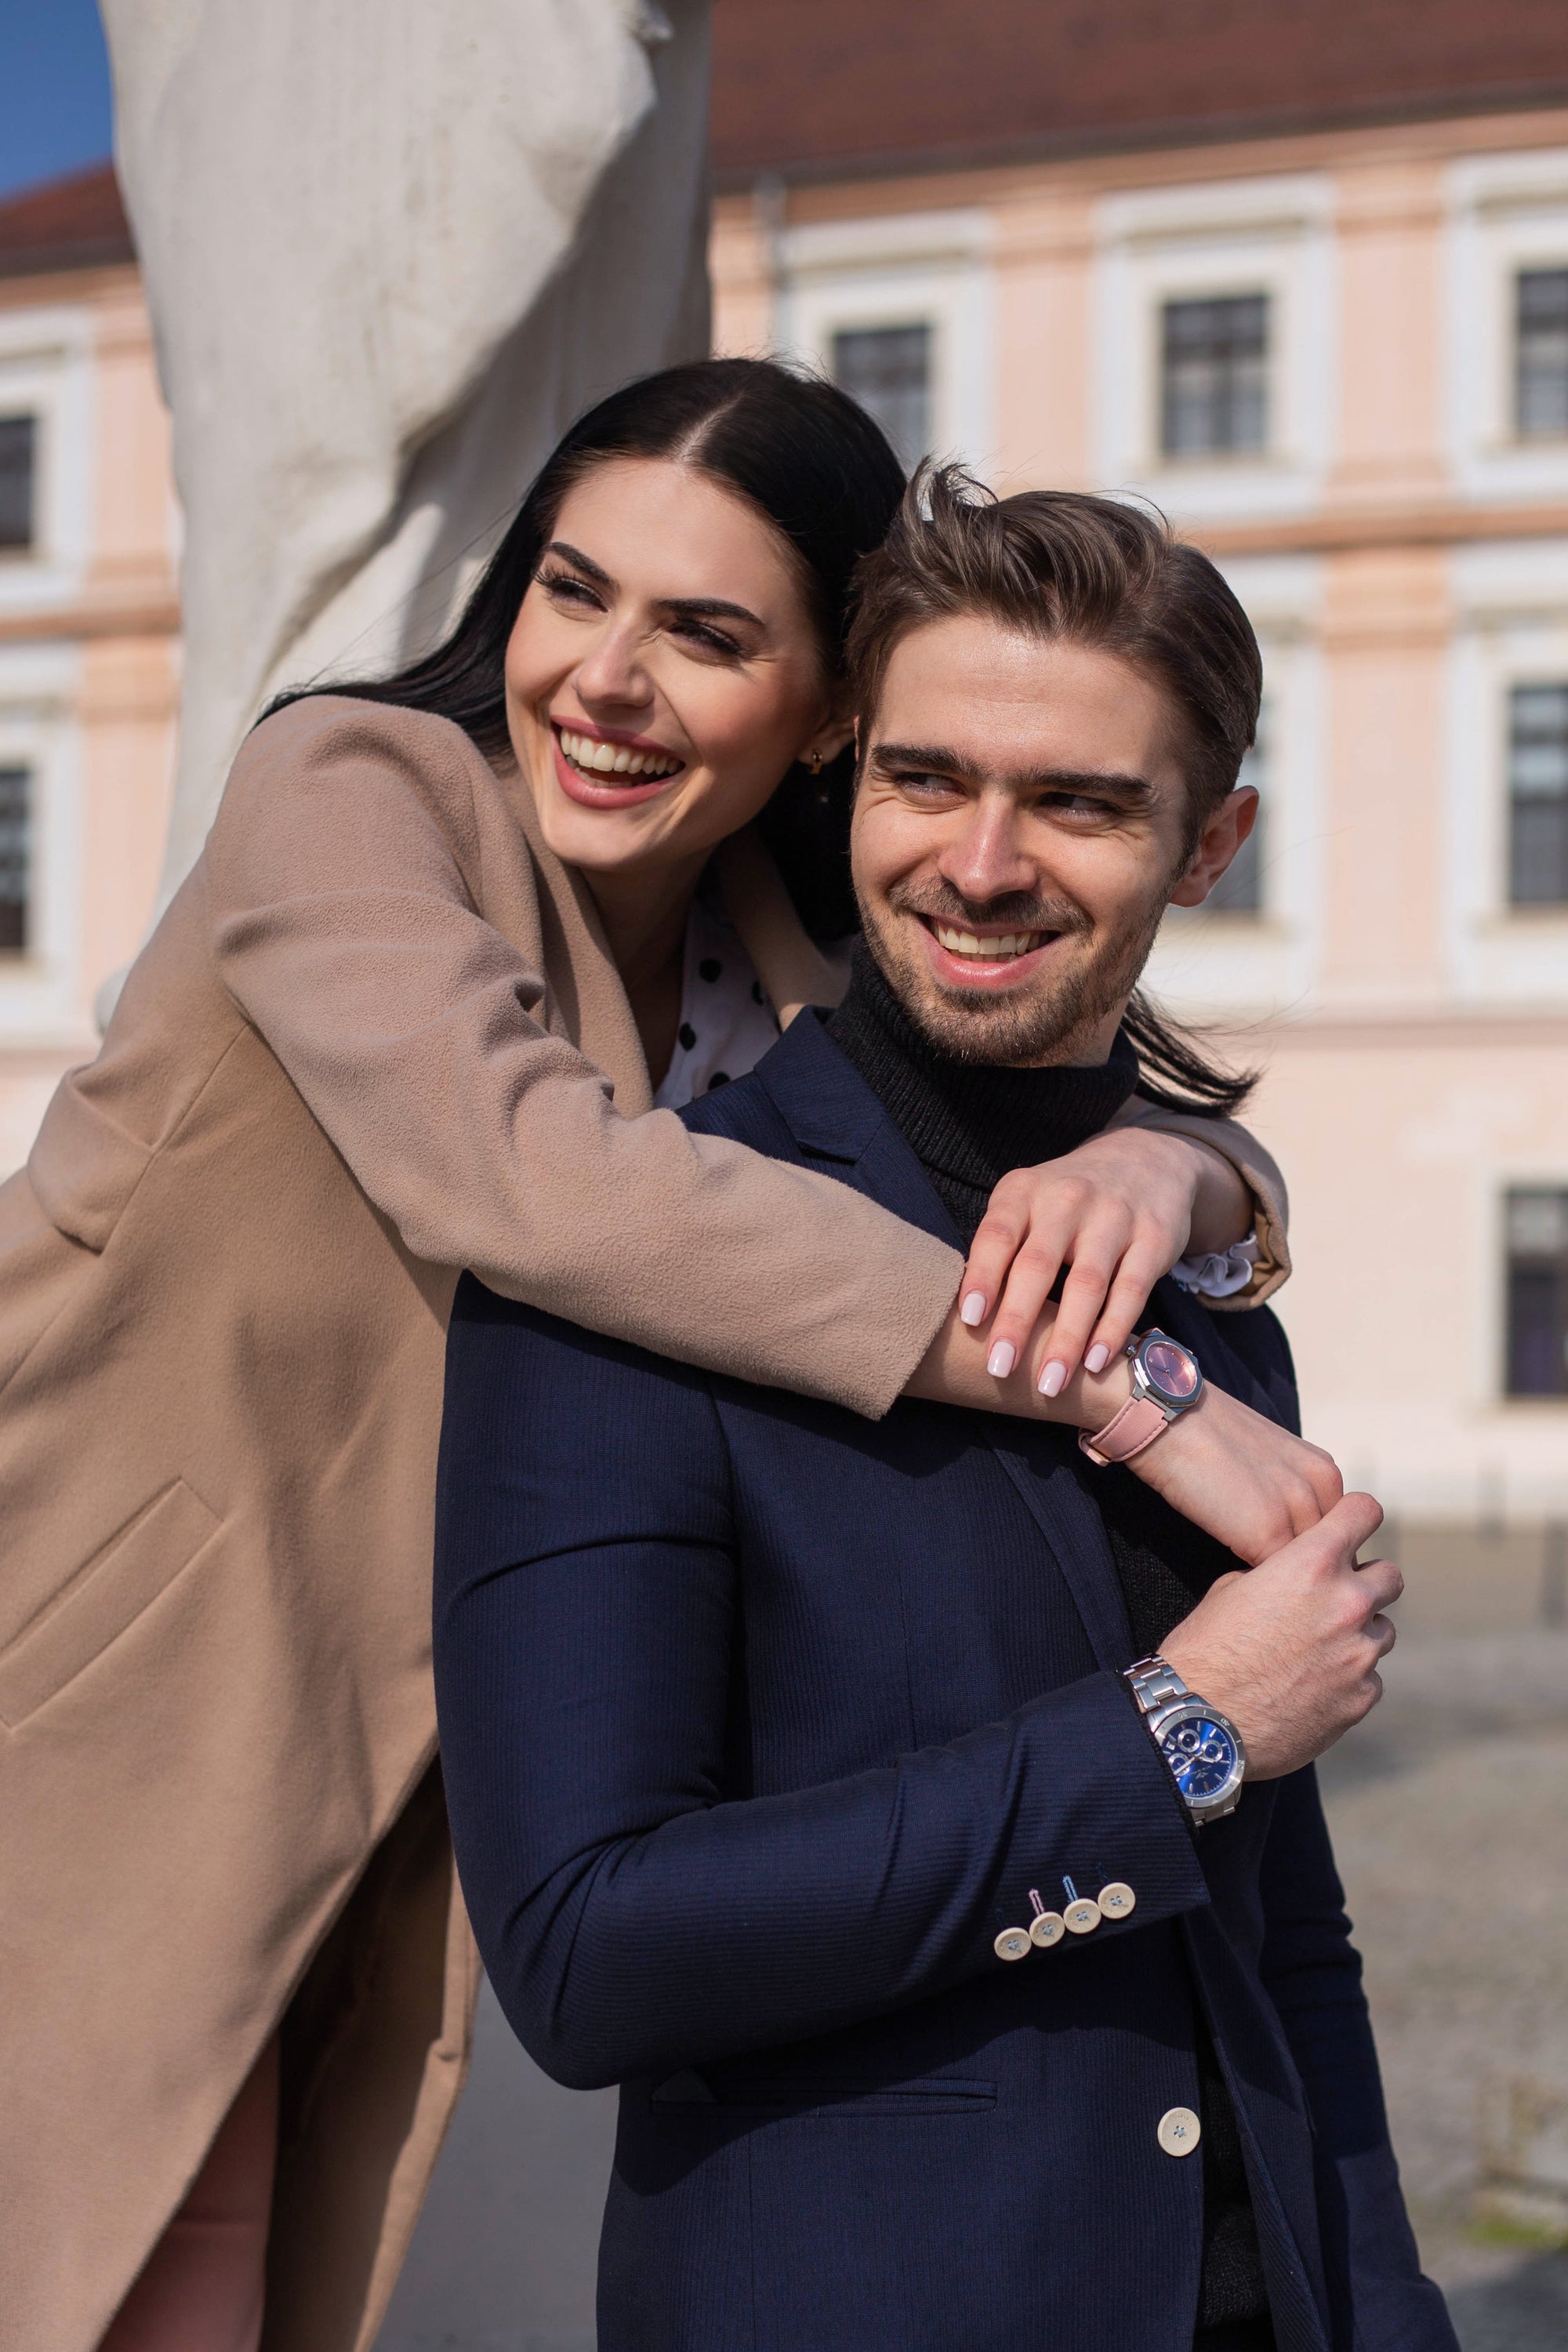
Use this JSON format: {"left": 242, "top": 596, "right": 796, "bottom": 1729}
{"left": 0, "top": 765, "right": 30, "bottom": 952}
{"left": 0, "top": 414, "right": 36, "bottom": 551}
{"left": 1204, "top": 713, "right": 1266, "bottom": 914}
{"left": 1508, "top": 683, "right": 1568, "bottom": 906}
{"left": 1515, "top": 267, "right": 1568, "bottom": 440}
{"left": 1505, "top": 1189, "right": 1568, "bottom": 1396}
{"left": 830, "top": 323, "right": 931, "bottom": 471}
{"left": 1160, "top": 294, "right": 1269, "bottom": 459}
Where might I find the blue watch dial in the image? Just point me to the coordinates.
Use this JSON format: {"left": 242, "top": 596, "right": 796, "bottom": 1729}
{"left": 1161, "top": 1715, "right": 1239, "bottom": 1802}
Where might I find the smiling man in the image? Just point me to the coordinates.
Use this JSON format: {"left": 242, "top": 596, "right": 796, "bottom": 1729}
{"left": 434, "top": 474, "right": 1454, "bottom": 2352}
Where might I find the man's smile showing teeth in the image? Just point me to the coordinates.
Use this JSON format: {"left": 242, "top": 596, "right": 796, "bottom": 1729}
{"left": 557, "top": 726, "right": 683, "bottom": 781}
{"left": 931, "top": 923, "right": 1045, "bottom": 961}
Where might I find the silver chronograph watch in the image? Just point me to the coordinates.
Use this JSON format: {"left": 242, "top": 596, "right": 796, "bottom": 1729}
{"left": 1124, "top": 1654, "right": 1247, "bottom": 1827}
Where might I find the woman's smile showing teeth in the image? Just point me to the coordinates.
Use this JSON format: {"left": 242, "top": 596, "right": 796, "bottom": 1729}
{"left": 557, "top": 725, "right": 684, "bottom": 782}
{"left": 549, "top": 720, "right": 688, "bottom": 810}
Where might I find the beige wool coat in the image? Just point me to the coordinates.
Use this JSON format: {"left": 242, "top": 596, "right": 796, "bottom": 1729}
{"left": 0, "top": 698, "right": 1289, "bottom": 2352}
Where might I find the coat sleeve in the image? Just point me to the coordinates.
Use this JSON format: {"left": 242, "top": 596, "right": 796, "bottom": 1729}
{"left": 433, "top": 1282, "right": 1211, "bottom": 2092}
{"left": 1112, "top": 1098, "right": 1291, "bottom": 1308}
{"left": 202, "top": 699, "right": 960, "bottom": 1421}
{"left": 1257, "top": 1769, "right": 1457, "bottom": 2352}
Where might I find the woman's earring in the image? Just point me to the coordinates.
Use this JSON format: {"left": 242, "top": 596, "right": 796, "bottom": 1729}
{"left": 806, "top": 750, "right": 824, "bottom": 775}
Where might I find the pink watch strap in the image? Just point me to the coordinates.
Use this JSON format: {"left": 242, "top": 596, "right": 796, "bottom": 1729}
{"left": 1078, "top": 1393, "right": 1170, "bottom": 1467}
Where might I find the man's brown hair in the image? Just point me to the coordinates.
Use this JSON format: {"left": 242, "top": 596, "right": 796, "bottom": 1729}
{"left": 848, "top": 466, "right": 1263, "bottom": 850}
{"left": 846, "top": 466, "right": 1262, "bottom": 1114}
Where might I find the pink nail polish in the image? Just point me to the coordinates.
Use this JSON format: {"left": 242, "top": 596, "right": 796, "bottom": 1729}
{"left": 1037, "top": 1359, "right": 1067, "bottom": 1398}
{"left": 987, "top": 1341, "right": 1016, "bottom": 1379}
{"left": 960, "top": 1291, "right": 987, "bottom": 1327}
{"left": 1085, "top": 1344, "right": 1110, "bottom": 1375}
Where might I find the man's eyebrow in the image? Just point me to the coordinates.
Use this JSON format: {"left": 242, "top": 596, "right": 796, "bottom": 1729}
{"left": 543, "top": 539, "right": 614, "bottom": 587}
{"left": 661, "top": 594, "right": 766, "bottom": 630}
{"left": 868, "top": 740, "right": 967, "bottom": 775}
{"left": 869, "top": 742, "right": 1154, "bottom": 800}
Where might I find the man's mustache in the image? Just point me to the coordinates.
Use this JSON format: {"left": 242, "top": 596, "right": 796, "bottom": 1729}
{"left": 886, "top": 880, "right": 1091, "bottom": 937}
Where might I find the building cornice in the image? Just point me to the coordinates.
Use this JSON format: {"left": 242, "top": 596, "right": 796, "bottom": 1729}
{"left": 0, "top": 589, "right": 180, "bottom": 646}
{"left": 1193, "top": 499, "right": 1568, "bottom": 560}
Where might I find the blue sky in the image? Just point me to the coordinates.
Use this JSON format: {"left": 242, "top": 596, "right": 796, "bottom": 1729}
{"left": 0, "top": 0, "right": 114, "bottom": 202}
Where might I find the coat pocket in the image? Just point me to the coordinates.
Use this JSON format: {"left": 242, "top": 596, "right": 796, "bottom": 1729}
{"left": 0, "top": 1479, "right": 221, "bottom": 1728}
{"left": 655, "top": 2070, "right": 997, "bottom": 2119}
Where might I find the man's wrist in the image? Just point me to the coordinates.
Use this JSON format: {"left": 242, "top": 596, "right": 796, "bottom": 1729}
{"left": 1076, "top": 1330, "right": 1206, "bottom": 1465}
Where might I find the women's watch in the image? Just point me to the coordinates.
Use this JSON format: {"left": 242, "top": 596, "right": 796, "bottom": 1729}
{"left": 1124, "top": 1654, "right": 1247, "bottom": 1826}
{"left": 1079, "top": 1328, "right": 1204, "bottom": 1466}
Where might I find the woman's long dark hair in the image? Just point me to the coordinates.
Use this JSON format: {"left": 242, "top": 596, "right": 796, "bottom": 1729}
{"left": 269, "top": 358, "right": 908, "bottom": 939}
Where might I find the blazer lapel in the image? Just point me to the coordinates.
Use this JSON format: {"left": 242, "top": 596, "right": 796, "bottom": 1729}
{"left": 990, "top": 1448, "right": 1135, "bottom": 1671}
{"left": 756, "top": 1014, "right": 1136, "bottom": 1671}
{"left": 756, "top": 1012, "right": 958, "bottom": 1247}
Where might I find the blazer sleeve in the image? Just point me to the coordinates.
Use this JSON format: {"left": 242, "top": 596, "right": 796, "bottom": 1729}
{"left": 1258, "top": 1769, "right": 1457, "bottom": 2352}
{"left": 202, "top": 699, "right": 960, "bottom": 1421}
{"left": 433, "top": 1283, "right": 1211, "bottom": 2093}
{"left": 1112, "top": 1098, "right": 1291, "bottom": 1308}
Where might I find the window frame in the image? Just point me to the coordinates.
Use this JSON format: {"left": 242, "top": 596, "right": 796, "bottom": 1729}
{"left": 1093, "top": 172, "right": 1334, "bottom": 524}
{"left": 1514, "top": 264, "right": 1568, "bottom": 443}
{"left": 1501, "top": 1185, "right": 1568, "bottom": 1400}
{"left": 1144, "top": 569, "right": 1327, "bottom": 1019}
{"left": 828, "top": 320, "right": 935, "bottom": 474}
{"left": 0, "top": 412, "right": 39, "bottom": 555}
{"left": 1158, "top": 290, "right": 1272, "bottom": 463}
{"left": 0, "top": 301, "right": 96, "bottom": 614}
{"left": 1444, "top": 562, "right": 1568, "bottom": 1004}
{"left": 1445, "top": 148, "right": 1568, "bottom": 500}
{"left": 0, "top": 645, "right": 85, "bottom": 1043}
{"left": 1505, "top": 679, "right": 1568, "bottom": 909}
{"left": 768, "top": 207, "right": 996, "bottom": 477}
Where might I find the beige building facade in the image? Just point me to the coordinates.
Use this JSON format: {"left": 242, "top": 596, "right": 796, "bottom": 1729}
{"left": 0, "top": 169, "right": 176, "bottom": 1176}
{"left": 5, "top": 91, "right": 1568, "bottom": 1521}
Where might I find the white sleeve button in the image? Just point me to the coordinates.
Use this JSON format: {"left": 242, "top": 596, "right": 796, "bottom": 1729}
{"left": 1029, "top": 1911, "right": 1065, "bottom": 1947}
{"left": 1157, "top": 2106, "right": 1202, "bottom": 2157}
{"left": 994, "top": 1926, "right": 1033, "bottom": 1962}
{"left": 1063, "top": 1897, "right": 1102, "bottom": 1935}
{"left": 1098, "top": 1882, "right": 1136, "bottom": 1918}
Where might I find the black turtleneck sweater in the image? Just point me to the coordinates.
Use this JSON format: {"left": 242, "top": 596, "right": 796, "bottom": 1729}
{"left": 829, "top": 947, "right": 1274, "bottom": 2352}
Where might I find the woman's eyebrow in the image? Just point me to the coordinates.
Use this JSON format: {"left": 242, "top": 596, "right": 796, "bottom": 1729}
{"left": 543, "top": 539, "right": 615, "bottom": 586}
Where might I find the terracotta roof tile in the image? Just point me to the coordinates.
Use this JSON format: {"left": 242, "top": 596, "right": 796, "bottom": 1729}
{"left": 712, "top": 0, "right": 1568, "bottom": 185}
{"left": 0, "top": 163, "right": 132, "bottom": 280}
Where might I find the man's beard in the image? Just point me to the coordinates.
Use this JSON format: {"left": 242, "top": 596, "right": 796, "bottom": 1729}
{"left": 856, "top": 876, "right": 1168, "bottom": 1066}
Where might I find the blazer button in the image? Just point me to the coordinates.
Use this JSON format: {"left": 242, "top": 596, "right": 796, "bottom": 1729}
{"left": 1029, "top": 1911, "right": 1065, "bottom": 1948}
{"left": 1098, "top": 1882, "right": 1136, "bottom": 1918}
{"left": 994, "top": 1927, "right": 1033, "bottom": 1962}
{"left": 1157, "top": 2106, "right": 1202, "bottom": 2157}
{"left": 1063, "top": 1897, "right": 1102, "bottom": 1934}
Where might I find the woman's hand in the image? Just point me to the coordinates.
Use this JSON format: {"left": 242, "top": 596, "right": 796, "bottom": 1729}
{"left": 957, "top": 1128, "right": 1252, "bottom": 1398}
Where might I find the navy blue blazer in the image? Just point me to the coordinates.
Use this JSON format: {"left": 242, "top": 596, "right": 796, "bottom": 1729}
{"left": 434, "top": 1011, "right": 1454, "bottom": 2352}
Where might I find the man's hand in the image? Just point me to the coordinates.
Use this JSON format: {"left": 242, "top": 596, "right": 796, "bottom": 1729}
{"left": 1124, "top": 1380, "right": 1345, "bottom": 1566}
{"left": 1160, "top": 1493, "right": 1401, "bottom": 1780}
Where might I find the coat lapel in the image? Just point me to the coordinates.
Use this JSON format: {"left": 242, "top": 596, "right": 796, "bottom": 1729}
{"left": 757, "top": 1015, "right": 1136, "bottom": 1671}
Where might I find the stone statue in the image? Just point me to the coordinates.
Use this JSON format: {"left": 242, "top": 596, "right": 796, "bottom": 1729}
{"left": 100, "top": 0, "right": 713, "bottom": 906}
